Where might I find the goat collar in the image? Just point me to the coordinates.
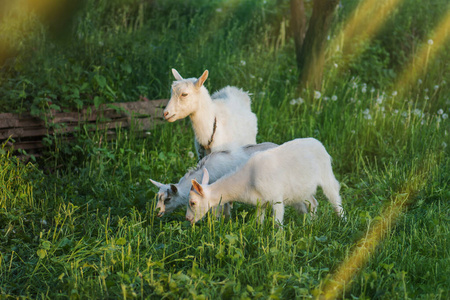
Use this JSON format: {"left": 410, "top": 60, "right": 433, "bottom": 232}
{"left": 204, "top": 117, "right": 217, "bottom": 150}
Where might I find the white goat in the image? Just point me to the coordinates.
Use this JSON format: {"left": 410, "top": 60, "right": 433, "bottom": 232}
{"left": 164, "top": 69, "right": 258, "bottom": 159}
{"left": 186, "top": 138, "right": 344, "bottom": 225}
{"left": 149, "top": 142, "right": 277, "bottom": 217}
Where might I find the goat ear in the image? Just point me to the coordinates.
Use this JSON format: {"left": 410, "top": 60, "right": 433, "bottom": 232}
{"left": 170, "top": 184, "right": 178, "bottom": 194}
{"left": 172, "top": 68, "right": 183, "bottom": 80}
{"left": 201, "top": 168, "right": 210, "bottom": 185}
{"left": 149, "top": 179, "right": 164, "bottom": 189}
{"left": 191, "top": 179, "right": 204, "bottom": 196}
{"left": 195, "top": 70, "right": 209, "bottom": 88}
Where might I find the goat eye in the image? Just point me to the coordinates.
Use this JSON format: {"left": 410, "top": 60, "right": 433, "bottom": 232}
{"left": 181, "top": 93, "right": 188, "bottom": 97}
{"left": 190, "top": 201, "right": 195, "bottom": 207}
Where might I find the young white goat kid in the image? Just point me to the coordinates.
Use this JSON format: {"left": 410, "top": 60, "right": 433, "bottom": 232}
{"left": 149, "top": 142, "right": 277, "bottom": 217}
{"left": 164, "top": 69, "right": 258, "bottom": 159}
{"left": 186, "top": 138, "right": 344, "bottom": 225}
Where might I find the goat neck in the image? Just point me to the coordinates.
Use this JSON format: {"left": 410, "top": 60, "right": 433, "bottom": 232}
{"left": 190, "top": 98, "right": 216, "bottom": 147}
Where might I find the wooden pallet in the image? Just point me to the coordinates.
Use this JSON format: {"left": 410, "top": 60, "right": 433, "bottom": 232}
{"left": 0, "top": 99, "right": 168, "bottom": 153}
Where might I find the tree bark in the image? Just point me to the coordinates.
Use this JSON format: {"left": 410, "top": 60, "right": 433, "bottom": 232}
{"left": 295, "top": 0, "right": 339, "bottom": 91}
{"left": 290, "top": 0, "right": 307, "bottom": 69}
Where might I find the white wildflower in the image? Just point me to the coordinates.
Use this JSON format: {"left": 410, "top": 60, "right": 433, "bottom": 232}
{"left": 442, "top": 142, "right": 447, "bottom": 148}
{"left": 250, "top": 74, "right": 256, "bottom": 79}
{"left": 442, "top": 113, "right": 448, "bottom": 120}
{"left": 371, "top": 87, "right": 375, "bottom": 93}
{"left": 40, "top": 219, "right": 47, "bottom": 225}
{"left": 351, "top": 130, "right": 356, "bottom": 134}
{"left": 413, "top": 109, "right": 423, "bottom": 117}
{"left": 402, "top": 111, "right": 408, "bottom": 118}
{"left": 428, "top": 39, "right": 434, "bottom": 45}
{"left": 259, "top": 77, "right": 263, "bottom": 82}
{"left": 216, "top": 8, "right": 223, "bottom": 13}
{"left": 331, "top": 95, "right": 338, "bottom": 101}
{"left": 438, "top": 109, "right": 444, "bottom": 115}
{"left": 376, "top": 97, "right": 383, "bottom": 105}
{"left": 314, "top": 91, "right": 321, "bottom": 99}
{"left": 418, "top": 79, "right": 423, "bottom": 85}
{"left": 424, "top": 95, "right": 429, "bottom": 100}
{"left": 363, "top": 109, "right": 370, "bottom": 115}
{"left": 392, "top": 91, "right": 398, "bottom": 96}
{"left": 424, "top": 88, "right": 429, "bottom": 93}
{"left": 334, "top": 63, "right": 338, "bottom": 68}
{"left": 323, "top": 96, "right": 330, "bottom": 101}
{"left": 240, "top": 60, "right": 246, "bottom": 66}
{"left": 362, "top": 87, "right": 367, "bottom": 93}
{"left": 434, "top": 85, "right": 439, "bottom": 90}
{"left": 188, "top": 151, "right": 195, "bottom": 159}
{"left": 352, "top": 82, "right": 358, "bottom": 89}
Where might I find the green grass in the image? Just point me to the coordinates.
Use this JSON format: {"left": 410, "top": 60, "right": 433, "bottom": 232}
{"left": 1, "top": 0, "right": 450, "bottom": 299}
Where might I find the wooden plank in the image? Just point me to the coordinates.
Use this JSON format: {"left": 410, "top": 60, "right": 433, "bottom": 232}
{"left": 0, "top": 99, "right": 169, "bottom": 153}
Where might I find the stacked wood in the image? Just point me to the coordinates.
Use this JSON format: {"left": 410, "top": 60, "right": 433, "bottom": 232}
{"left": 0, "top": 99, "right": 168, "bottom": 153}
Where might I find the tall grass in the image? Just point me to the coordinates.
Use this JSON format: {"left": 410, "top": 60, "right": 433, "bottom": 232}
{"left": 1, "top": 0, "right": 449, "bottom": 298}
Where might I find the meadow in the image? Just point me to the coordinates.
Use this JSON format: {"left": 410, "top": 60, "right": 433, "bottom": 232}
{"left": 0, "top": 0, "right": 449, "bottom": 298}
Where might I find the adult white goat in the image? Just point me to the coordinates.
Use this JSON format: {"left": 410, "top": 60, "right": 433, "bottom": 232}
{"left": 164, "top": 69, "right": 258, "bottom": 159}
{"left": 186, "top": 138, "right": 344, "bottom": 225}
{"left": 149, "top": 142, "right": 277, "bottom": 217}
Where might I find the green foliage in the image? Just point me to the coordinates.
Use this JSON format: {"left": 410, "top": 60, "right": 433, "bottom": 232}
{"left": 0, "top": 0, "right": 449, "bottom": 299}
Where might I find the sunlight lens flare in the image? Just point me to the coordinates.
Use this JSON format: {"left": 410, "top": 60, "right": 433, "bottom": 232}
{"left": 320, "top": 155, "right": 435, "bottom": 299}
{"left": 329, "top": 0, "right": 404, "bottom": 72}
{"left": 394, "top": 8, "right": 450, "bottom": 91}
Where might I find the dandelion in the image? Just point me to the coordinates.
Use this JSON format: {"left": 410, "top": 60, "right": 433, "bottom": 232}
{"left": 402, "top": 111, "right": 408, "bottom": 118}
{"left": 424, "top": 95, "right": 429, "bottom": 100}
{"left": 371, "top": 87, "right": 375, "bottom": 93}
{"left": 361, "top": 87, "right": 367, "bottom": 93}
{"left": 240, "top": 60, "right": 246, "bottom": 66}
{"left": 392, "top": 91, "right": 398, "bottom": 96}
{"left": 442, "top": 142, "right": 447, "bottom": 148}
{"left": 438, "top": 109, "right": 444, "bottom": 115}
{"left": 376, "top": 97, "right": 383, "bottom": 105}
{"left": 413, "top": 109, "right": 423, "bottom": 117}
{"left": 250, "top": 74, "right": 256, "bottom": 79}
{"left": 434, "top": 85, "right": 439, "bottom": 90}
{"left": 442, "top": 113, "right": 448, "bottom": 120}
{"left": 394, "top": 109, "right": 399, "bottom": 114}
{"left": 188, "top": 151, "right": 195, "bottom": 159}
{"left": 290, "top": 97, "right": 304, "bottom": 105}
{"left": 424, "top": 88, "right": 429, "bottom": 93}
{"left": 324, "top": 96, "right": 330, "bottom": 101}
{"left": 352, "top": 82, "right": 358, "bottom": 89}
{"left": 145, "top": 131, "right": 151, "bottom": 135}
{"left": 331, "top": 95, "right": 338, "bottom": 101}
{"left": 216, "top": 8, "right": 223, "bottom": 13}
{"left": 351, "top": 130, "right": 356, "bottom": 134}
{"left": 259, "top": 77, "right": 263, "bottom": 82}
{"left": 418, "top": 79, "right": 423, "bottom": 85}
{"left": 40, "top": 219, "right": 47, "bottom": 225}
{"left": 259, "top": 91, "right": 266, "bottom": 96}
{"left": 334, "top": 63, "right": 338, "bottom": 68}
{"left": 428, "top": 39, "right": 434, "bottom": 45}
{"left": 314, "top": 91, "right": 321, "bottom": 99}
{"left": 363, "top": 108, "right": 370, "bottom": 115}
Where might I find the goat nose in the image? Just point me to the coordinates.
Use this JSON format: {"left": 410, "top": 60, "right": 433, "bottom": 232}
{"left": 163, "top": 111, "right": 169, "bottom": 117}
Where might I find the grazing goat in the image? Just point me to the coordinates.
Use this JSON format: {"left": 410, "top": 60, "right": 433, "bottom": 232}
{"left": 186, "top": 138, "right": 344, "bottom": 225}
{"left": 163, "top": 68, "right": 258, "bottom": 159}
{"left": 149, "top": 142, "right": 277, "bottom": 217}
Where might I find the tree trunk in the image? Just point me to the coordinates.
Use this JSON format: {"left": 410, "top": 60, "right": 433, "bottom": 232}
{"left": 290, "top": 0, "right": 307, "bottom": 68}
{"left": 296, "top": 0, "right": 339, "bottom": 91}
